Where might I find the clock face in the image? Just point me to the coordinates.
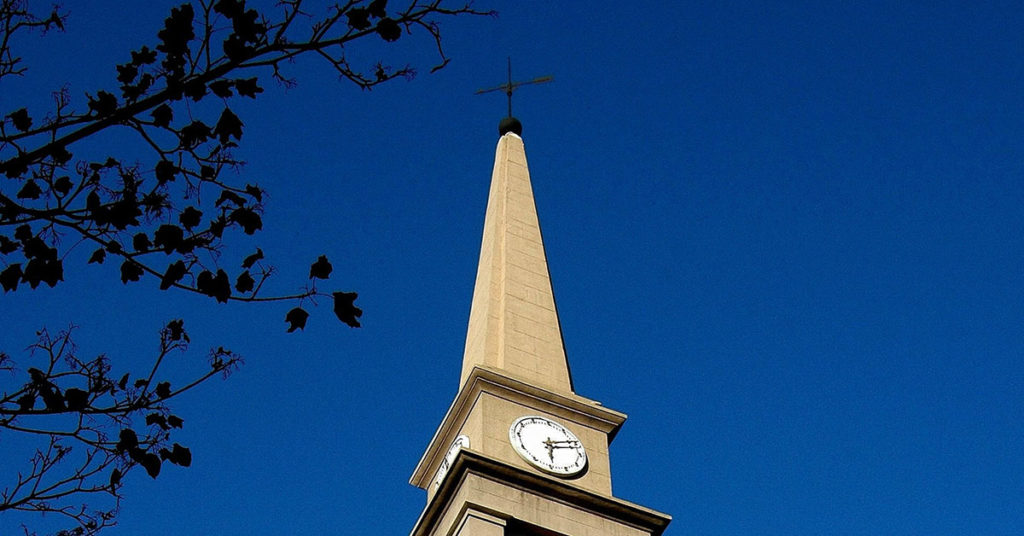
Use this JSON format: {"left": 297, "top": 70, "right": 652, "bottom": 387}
{"left": 508, "top": 416, "right": 587, "bottom": 477}
{"left": 432, "top": 435, "right": 470, "bottom": 490}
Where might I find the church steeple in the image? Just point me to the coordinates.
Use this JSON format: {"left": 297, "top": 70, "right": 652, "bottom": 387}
{"left": 460, "top": 130, "right": 574, "bottom": 394}
{"left": 408, "top": 121, "right": 669, "bottom": 536}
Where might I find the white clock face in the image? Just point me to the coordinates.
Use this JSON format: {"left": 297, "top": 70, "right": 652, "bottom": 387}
{"left": 508, "top": 416, "right": 587, "bottom": 476}
{"left": 432, "top": 435, "right": 470, "bottom": 490}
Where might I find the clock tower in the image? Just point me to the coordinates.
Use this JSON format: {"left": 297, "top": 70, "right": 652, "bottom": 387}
{"left": 409, "top": 120, "right": 671, "bottom": 536}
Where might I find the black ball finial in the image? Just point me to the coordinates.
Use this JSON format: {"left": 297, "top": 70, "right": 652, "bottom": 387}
{"left": 498, "top": 116, "right": 522, "bottom": 136}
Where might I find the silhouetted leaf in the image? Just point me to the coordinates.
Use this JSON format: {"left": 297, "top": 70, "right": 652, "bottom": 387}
{"left": 163, "top": 446, "right": 188, "bottom": 466}
{"left": 146, "top": 413, "right": 168, "bottom": 429}
{"left": 116, "top": 63, "right": 138, "bottom": 84}
{"left": 241, "top": 248, "right": 263, "bottom": 269}
{"left": 122, "top": 76, "right": 150, "bottom": 101}
{"left": 179, "top": 206, "right": 202, "bottom": 229}
{"left": 376, "top": 18, "right": 401, "bottom": 41}
{"left": 137, "top": 69, "right": 154, "bottom": 89}
{"left": 197, "top": 269, "right": 231, "bottom": 302}
{"left": 209, "top": 79, "right": 233, "bottom": 97}
{"left": 151, "top": 104, "right": 173, "bottom": 128}
{"left": 120, "top": 260, "right": 144, "bottom": 283}
{"left": 216, "top": 190, "right": 246, "bottom": 207}
{"left": 285, "top": 307, "right": 309, "bottom": 332}
{"left": 134, "top": 379, "right": 148, "bottom": 388}
{"left": 40, "top": 385, "right": 65, "bottom": 410}
{"left": 180, "top": 120, "right": 212, "bottom": 147}
{"left": 214, "top": 0, "right": 244, "bottom": 17}
{"left": 160, "top": 260, "right": 187, "bottom": 290}
{"left": 88, "top": 91, "right": 118, "bottom": 116}
{"left": 131, "top": 46, "right": 157, "bottom": 65}
{"left": 229, "top": 207, "right": 261, "bottom": 234}
{"left": 116, "top": 429, "right": 139, "bottom": 452}
{"left": 118, "top": 373, "right": 130, "bottom": 390}
{"left": 49, "top": 145, "right": 72, "bottom": 164}
{"left": 154, "top": 224, "right": 185, "bottom": 253}
{"left": 64, "top": 388, "right": 89, "bottom": 411}
{"left": 209, "top": 215, "right": 227, "bottom": 237}
{"left": 2, "top": 155, "right": 28, "bottom": 178}
{"left": 223, "top": 34, "right": 254, "bottom": 61}
{"left": 157, "top": 3, "right": 195, "bottom": 59}
{"left": 368, "top": 0, "right": 388, "bottom": 19}
{"left": 155, "top": 381, "right": 171, "bottom": 398}
{"left": 0, "top": 263, "right": 22, "bottom": 291}
{"left": 171, "top": 443, "right": 192, "bottom": 467}
{"left": 128, "top": 446, "right": 146, "bottom": 463}
{"left": 231, "top": 8, "right": 265, "bottom": 40}
{"left": 86, "top": 188, "right": 102, "bottom": 209}
{"left": 183, "top": 79, "right": 207, "bottom": 101}
{"left": 235, "top": 270, "right": 255, "bottom": 293}
{"left": 13, "top": 224, "right": 32, "bottom": 241}
{"left": 0, "top": 236, "right": 18, "bottom": 254}
{"left": 244, "top": 183, "right": 263, "bottom": 202}
{"left": 108, "top": 199, "right": 142, "bottom": 230}
{"left": 167, "top": 415, "right": 184, "bottom": 428}
{"left": 88, "top": 248, "right": 106, "bottom": 264}
{"left": 309, "top": 255, "right": 332, "bottom": 279}
{"left": 110, "top": 468, "right": 123, "bottom": 487}
{"left": 23, "top": 257, "right": 63, "bottom": 288}
{"left": 233, "top": 77, "right": 262, "bottom": 98}
{"left": 166, "top": 319, "right": 188, "bottom": 342}
{"left": 155, "top": 159, "right": 177, "bottom": 183}
{"left": 347, "top": 7, "right": 371, "bottom": 29}
{"left": 140, "top": 452, "right": 161, "bottom": 478}
{"left": 7, "top": 108, "right": 32, "bottom": 131}
{"left": 22, "top": 237, "right": 54, "bottom": 260}
{"left": 333, "top": 291, "right": 363, "bottom": 328}
{"left": 17, "top": 180, "right": 42, "bottom": 199}
{"left": 17, "top": 393, "right": 34, "bottom": 411}
{"left": 53, "top": 175, "right": 73, "bottom": 196}
{"left": 27, "top": 368, "right": 46, "bottom": 385}
{"left": 133, "top": 233, "right": 151, "bottom": 252}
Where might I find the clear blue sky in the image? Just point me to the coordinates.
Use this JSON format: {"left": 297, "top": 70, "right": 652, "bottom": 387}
{"left": 3, "top": 1, "right": 1024, "bottom": 535}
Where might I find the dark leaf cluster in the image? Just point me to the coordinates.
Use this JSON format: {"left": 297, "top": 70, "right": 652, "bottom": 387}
{"left": 0, "top": 0, "right": 494, "bottom": 328}
{"left": 0, "top": 0, "right": 493, "bottom": 534}
{"left": 0, "top": 325, "right": 241, "bottom": 535}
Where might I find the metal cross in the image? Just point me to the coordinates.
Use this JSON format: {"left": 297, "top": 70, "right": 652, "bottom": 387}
{"left": 475, "top": 57, "right": 553, "bottom": 117}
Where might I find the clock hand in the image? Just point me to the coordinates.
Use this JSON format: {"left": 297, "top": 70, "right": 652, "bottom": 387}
{"left": 543, "top": 437, "right": 556, "bottom": 461}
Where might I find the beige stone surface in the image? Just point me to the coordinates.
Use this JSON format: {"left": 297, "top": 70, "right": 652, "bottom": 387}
{"left": 461, "top": 133, "right": 573, "bottom": 394}
{"left": 453, "top": 508, "right": 505, "bottom": 536}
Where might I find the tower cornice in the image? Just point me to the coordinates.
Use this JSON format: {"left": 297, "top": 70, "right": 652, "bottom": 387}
{"left": 410, "top": 365, "right": 626, "bottom": 492}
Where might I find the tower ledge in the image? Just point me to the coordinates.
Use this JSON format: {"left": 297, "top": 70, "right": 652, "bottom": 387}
{"left": 410, "top": 365, "right": 625, "bottom": 493}
{"left": 410, "top": 450, "right": 671, "bottom": 536}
